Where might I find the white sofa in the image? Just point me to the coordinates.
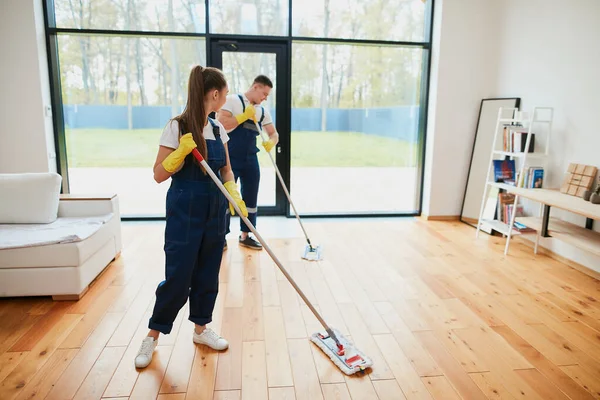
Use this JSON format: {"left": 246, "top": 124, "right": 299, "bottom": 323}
{"left": 0, "top": 172, "right": 122, "bottom": 299}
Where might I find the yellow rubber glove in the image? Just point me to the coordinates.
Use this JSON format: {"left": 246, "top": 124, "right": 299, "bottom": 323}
{"left": 262, "top": 139, "right": 275, "bottom": 153}
{"left": 162, "top": 133, "right": 197, "bottom": 173}
{"left": 235, "top": 104, "right": 256, "bottom": 125}
{"left": 224, "top": 180, "right": 248, "bottom": 217}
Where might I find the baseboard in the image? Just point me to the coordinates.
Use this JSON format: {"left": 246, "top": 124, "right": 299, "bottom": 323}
{"left": 516, "top": 237, "right": 600, "bottom": 281}
{"left": 421, "top": 215, "right": 460, "bottom": 221}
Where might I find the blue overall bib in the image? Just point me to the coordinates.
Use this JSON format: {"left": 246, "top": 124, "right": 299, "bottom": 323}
{"left": 149, "top": 118, "right": 228, "bottom": 334}
{"left": 226, "top": 95, "right": 265, "bottom": 234}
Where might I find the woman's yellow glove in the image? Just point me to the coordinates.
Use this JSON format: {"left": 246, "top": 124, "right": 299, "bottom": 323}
{"left": 162, "top": 133, "right": 197, "bottom": 173}
{"left": 224, "top": 180, "right": 248, "bottom": 217}
{"left": 262, "top": 139, "right": 275, "bottom": 153}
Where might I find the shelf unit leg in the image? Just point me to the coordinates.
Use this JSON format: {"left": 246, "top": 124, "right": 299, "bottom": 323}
{"left": 504, "top": 194, "right": 520, "bottom": 255}
{"left": 541, "top": 205, "right": 551, "bottom": 237}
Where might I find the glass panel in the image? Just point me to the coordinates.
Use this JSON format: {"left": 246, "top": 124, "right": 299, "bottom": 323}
{"left": 292, "top": 0, "right": 426, "bottom": 42}
{"left": 291, "top": 42, "right": 423, "bottom": 214}
{"left": 209, "top": 0, "right": 288, "bottom": 36}
{"left": 58, "top": 34, "right": 206, "bottom": 217}
{"left": 54, "top": 0, "right": 206, "bottom": 33}
{"left": 220, "top": 51, "right": 277, "bottom": 207}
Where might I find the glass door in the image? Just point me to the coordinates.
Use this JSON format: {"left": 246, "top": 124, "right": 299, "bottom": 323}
{"left": 209, "top": 39, "right": 290, "bottom": 215}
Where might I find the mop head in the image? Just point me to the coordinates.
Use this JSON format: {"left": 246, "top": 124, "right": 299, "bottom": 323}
{"left": 310, "top": 329, "right": 373, "bottom": 375}
{"left": 302, "top": 244, "right": 322, "bottom": 261}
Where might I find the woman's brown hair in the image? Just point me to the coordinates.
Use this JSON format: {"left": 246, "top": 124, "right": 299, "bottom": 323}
{"left": 174, "top": 65, "right": 227, "bottom": 162}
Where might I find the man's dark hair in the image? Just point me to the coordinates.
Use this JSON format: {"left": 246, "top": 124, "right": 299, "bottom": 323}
{"left": 253, "top": 75, "right": 273, "bottom": 88}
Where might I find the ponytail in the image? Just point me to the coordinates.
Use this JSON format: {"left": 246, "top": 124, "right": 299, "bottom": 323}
{"left": 175, "top": 65, "right": 226, "bottom": 167}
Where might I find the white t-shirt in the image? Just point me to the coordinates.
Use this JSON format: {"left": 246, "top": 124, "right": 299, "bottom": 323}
{"left": 159, "top": 119, "right": 229, "bottom": 150}
{"left": 220, "top": 94, "right": 273, "bottom": 134}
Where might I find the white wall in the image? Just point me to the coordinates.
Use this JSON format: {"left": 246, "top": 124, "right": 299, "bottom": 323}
{"left": 423, "top": 0, "right": 501, "bottom": 217}
{"left": 494, "top": 0, "right": 600, "bottom": 270}
{"left": 495, "top": 0, "right": 600, "bottom": 201}
{"left": 0, "top": 0, "right": 56, "bottom": 174}
{"left": 425, "top": 0, "right": 600, "bottom": 220}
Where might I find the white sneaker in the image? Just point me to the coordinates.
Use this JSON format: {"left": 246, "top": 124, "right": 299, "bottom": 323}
{"left": 135, "top": 336, "right": 157, "bottom": 368}
{"left": 193, "top": 328, "right": 229, "bottom": 350}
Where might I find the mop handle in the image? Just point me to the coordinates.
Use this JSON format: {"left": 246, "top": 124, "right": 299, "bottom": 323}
{"left": 191, "top": 148, "right": 329, "bottom": 330}
{"left": 252, "top": 119, "right": 313, "bottom": 247}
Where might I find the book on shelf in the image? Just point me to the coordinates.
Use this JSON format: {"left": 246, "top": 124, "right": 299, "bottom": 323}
{"left": 493, "top": 159, "right": 516, "bottom": 184}
{"left": 502, "top": 125, "right": 535, "bottom": 153}
{"left": 514, "top": 221, "right": 536, "bottom": 233}
{"left": 520, "top": 167, "right": 544, "bottom": 188}
{"left": 496, "top": 192, "right": 524, "bottom": 224}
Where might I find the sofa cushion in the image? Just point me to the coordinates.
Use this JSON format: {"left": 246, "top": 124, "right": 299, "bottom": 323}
{"left": 0, "top": 214, "right": 112, "bottom": 250}
{"left": 0, "top": 214, "right": 119, "bottom": 269}
{"left": 0, "top": 173, "right": 62, "bottom": 223}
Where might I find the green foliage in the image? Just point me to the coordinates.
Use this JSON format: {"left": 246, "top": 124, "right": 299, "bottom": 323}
{"left": 55, "top": 0, "right": 426, "bottom": 111}
{"left": 65, "top": 128, "right": 418, "bottom": 168}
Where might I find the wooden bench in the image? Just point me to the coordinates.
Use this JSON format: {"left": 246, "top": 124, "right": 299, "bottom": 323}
{"left": 515, "top": 216, "right": 600, "bottom": 257}
{"left": 500, "top": 187, "right": 600, "bottom": 258}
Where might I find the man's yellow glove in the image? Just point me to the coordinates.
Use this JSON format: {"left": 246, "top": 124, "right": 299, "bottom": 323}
{"left": 262, "top": 139, "right": 275, "bottom": 153}
{"left": 235, "top": 104, "right": 256, "bottom": 125}
{"left": 162, "top": 133, "right": 197, "bottom": 173}
{"left": 224, "top": 180, "right": 248, "bottom": 217}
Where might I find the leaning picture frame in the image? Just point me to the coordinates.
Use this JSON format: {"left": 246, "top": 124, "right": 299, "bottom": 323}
{"left": 460, "top": 97, "right": 521, "bottom": 233}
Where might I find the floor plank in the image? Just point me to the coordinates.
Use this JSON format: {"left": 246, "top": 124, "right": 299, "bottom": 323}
{"left": 215, "top": 308, "right": 244, "bottom": 391}
{"left": 241, "top": 341, "right": 268, "bottom": 400}
{"left": 0, "top": 352, "right": 28, "bottom": 383}
{"left": 0, "top": 313, "right": 81, "bottom": 400}
{"left": 263, "top": 307, "right": 294, "bottom": 387}
{"left": 469, "top": 371, "right": 517, "bottom": 400}
{"left": 287, "top": 339, "right": 323, "bottom": 400}
{"left": 560, "top": 365, "right": 600, "bottom": 399}
{"left": 72, "top": 346, "right": 126, "bottom": 400}
{"left": 493, "top": 325, "right": 596, "bottom": 400}
{"left": 159, "top": 320, "right": 195, "bottom": 394}
{"left": 14, "top": 349, "right": 78, "bottom": 400}
{"left": 213, "top": 390, "right": 241, "bottom": 400}
{"left": 268, "top": 386, "right": 296, "bottom": 400}
{"left": 371, "top": 379, "right": 407, "bottom": 400}
{"left": 373, "top": 334, "right": 432, "bottom": 399}
{"left": 45, "top": 312, "right": 124, "bottom": 400}
{"left": 414, "top": 331, "right": 488, "bottom": 400}
{"left": 321, "top": 383, "right": 351, "bottom": 400}
{"left": 374, "top": 302, "right": 442, "bottom": 377}
{"left": 421, "top": 375, "right": 462, "bottom": 400}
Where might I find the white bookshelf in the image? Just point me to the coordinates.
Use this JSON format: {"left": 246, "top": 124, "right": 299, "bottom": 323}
{"left": 476, "top": 106, "right": 554, "bottom": 254}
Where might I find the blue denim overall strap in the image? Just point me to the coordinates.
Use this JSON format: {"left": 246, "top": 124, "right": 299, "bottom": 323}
{"left": 226, "top": 95, "right": 265, "bottom": 159}
{"left": 148, "top": 117, "right": 228, "bottom": 334}
{"left": 171, "top": 118, "right": 226, "bottom": 183}
{"left": 238, "top": 94, "right": 265, "bottom": 128}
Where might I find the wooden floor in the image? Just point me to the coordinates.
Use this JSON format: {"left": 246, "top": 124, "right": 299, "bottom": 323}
{"left": 1, "top": 218, "right": 600, "bottom": 400}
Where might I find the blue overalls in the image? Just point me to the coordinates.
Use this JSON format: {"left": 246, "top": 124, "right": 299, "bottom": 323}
{"left": 149, "top": 118, "right": 228, "bottom": 334}
{"left": 225, "top": 94, "right": 265, "bottom": 234}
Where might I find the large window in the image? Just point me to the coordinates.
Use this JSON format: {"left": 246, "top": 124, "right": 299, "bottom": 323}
{"left": 291, "top": 43, "right": 423, "bottom": 214}
{"left": 58, "top": 35, "right": 205, "bottom": 216}
{"left": 45, "top": 0, "right": 433, "bottom": 218}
